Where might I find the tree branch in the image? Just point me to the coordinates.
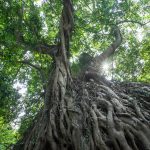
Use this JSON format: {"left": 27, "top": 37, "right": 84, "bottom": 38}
{"left": 14, "top": 31, "right": 59, "bottom": 57}
{"left": 17, "top": 60, "right": 46, "bottom": 87}
{"left": 94, "top": 26, "right": 122, "bottom": 66}
{"left": 116, "top": 20, "right": 150, "bottom": 26}
{"left": 91, "top": 20, "right": 150, "bottom": 69}
{"left": 18, "top": 60, "right": 42, "bottom": 71}
{"left": 34, "top": 44, "right": 59, "bottom": 57}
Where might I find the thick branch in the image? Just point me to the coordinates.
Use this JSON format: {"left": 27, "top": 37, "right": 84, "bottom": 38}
{"left": 34, "top": 44, "right": 59, "bottom": 57}
{"left": 94, "top": 26, "right": 122, "bottom": 65}
{"left": 18, "top": 60, "right": 42, "bottom": 71}
{"left": 14, "top": 32, "right": 59, "bottom": 57}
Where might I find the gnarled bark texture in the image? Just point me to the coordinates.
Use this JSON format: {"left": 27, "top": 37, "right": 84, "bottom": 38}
{"left": 14, "top": 0, "right": 150, "bottom": 150}
{"left": 14, "top": 78, "right": 150, "bottom": 150}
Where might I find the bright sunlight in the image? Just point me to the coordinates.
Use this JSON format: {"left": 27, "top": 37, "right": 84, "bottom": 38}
{"left": 102, "top": 62, "right": 110, "bottom": 73}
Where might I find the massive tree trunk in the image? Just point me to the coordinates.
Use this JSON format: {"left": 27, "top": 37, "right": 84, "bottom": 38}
{"left": 15, "top": 78, "right": 150, "bottom": 150}
{"left": 14, "top": 0, "right": 150, "bottom": 150}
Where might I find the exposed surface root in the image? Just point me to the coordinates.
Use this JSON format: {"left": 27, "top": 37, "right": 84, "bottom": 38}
{"left": 14, "top": 79, "right": 150, "bottom": 150}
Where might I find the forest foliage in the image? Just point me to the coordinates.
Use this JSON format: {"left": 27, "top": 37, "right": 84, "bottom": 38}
{"left": 0, "top": 0, "right": 150, "bottom": 149}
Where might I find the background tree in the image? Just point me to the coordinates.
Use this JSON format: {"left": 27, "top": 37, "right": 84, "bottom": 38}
{"left": 0, "top": 0, "right": 150, "bottom": 150}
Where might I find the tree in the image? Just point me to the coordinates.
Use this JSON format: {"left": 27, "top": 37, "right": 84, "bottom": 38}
{"left": 0, "top": 0, "right": 150, "bottom": 150}
{"left": 0, "top": 117, "right": 18, "bottom": 150}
